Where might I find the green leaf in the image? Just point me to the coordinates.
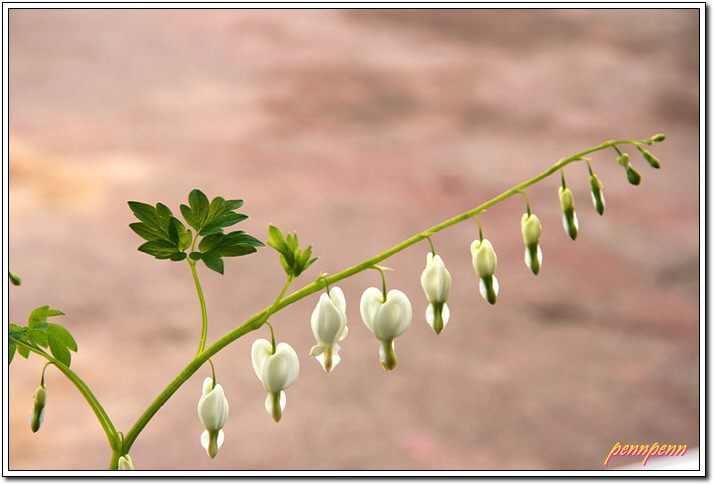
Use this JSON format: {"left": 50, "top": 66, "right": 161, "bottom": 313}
{"left": 201, "top": 251, "right": 225, "bottom": 275}
{"left": 129, "top": 222, "right": 163, "bottom": 242}
{"left": 46, "top": 323, "right": 78, "bottom": 352}
{"left": 27, "top": 329, "right": 49, "bottom": 348}
{"left": 199, "top": 212, "right": 249, "bottom": 236}
{"left": 17, "top": 344, "right": 29, "bottom": 359}
{"left": 9, "top": 342, "right": 16, "bottom": 364}
{"left": 138, "top": 240, "right": 181, "bottom": 259}
{"left": 189, "top": 252, "right": 202, "bottom": 261}
{"left": 188, "top": 189, "right": 210, "bottom": 230}
{"left": 128, "top": 201, "right": 162, "bottom": 229}
{"left": 28, "top": 306, "right": 65, "bottom": 328}
{"left": 46, "top": 323, "right": 78, "bottom": 366}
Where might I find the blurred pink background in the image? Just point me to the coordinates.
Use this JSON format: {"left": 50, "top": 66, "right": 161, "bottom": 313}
{"left": 8, "top": 8, "right": 700, "bottom": 471}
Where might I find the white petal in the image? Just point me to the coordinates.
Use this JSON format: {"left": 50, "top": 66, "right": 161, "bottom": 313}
{"left": 265, "top": 391, "right": 286, "bottom": 415}
{"left": 197, "top": 384, "right": 229, "bottom": 431}
{"left": 425, "top": 303, "right": 450, "bottom": 329}
{"left": 372, "top": 290, "right": 412, "bottom": 340}
{"left": 201, "top": 429, "right": 224, "bottom": 452}
{"left": 360, "top": 287, "right": 384, "bottom": 334}
{"left": 311, "top": 292, "right": 347, "bottom": 346}
{"left": 251, "top": 339, "right": 273, "bottom": 381}
{"left": 337, "top": 325, "right": 349, "bottom": 342}
{"left": 202, "top": 377, "right": 213, "bottom": 396}
{"left": 261, "top": 343, "right": 299, "bottom": 392}
{"left": 329, "top": 286, "right": 346, "bottom": 313}
{"left": 421, "top": 253, "right": 451, "bottom": 304}
{"left": 309, "top": 344, "right": 327, "bottom": 357}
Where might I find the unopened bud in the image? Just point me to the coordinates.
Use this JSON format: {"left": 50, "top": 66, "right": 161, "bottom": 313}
{"left": 9, "top": 271, "right": 21, "bottom": 286}
{"left": 30, "top": 385, "right": 46, "bottom": 433}
{"left": 617, "top": 153, "right": 631, "bottom": 167}
{"left": 650, "top": 133, "right": 666, "bottom": 142}
{"left": 558, "top": 187, "right": 579, "bottom": 240}
{"left": 117, "top": 455, "right": 134, "bottom": 470}
{"left": 626, "top": 165, "right": 642, "bottom": 185}
{"left": 640, "top": 149, "right": 661, "bottom": 169}
{"left": 521, "top": 213, "right": 542, "bottom": 275}
{"left": 589, "top": 173, "right": 606, "bottom": 215}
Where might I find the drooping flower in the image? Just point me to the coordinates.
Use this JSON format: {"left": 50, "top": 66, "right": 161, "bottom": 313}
{"left": 589, "top": 173, "right": 606, "bottom": 215}
{"left": 30, "top": 384, "right": 46, "bottom": 433}
{"left": 252, "top": 339, "right": 300, "bottom": 422}
{"left": 360, "top": 287, "right": 412, "bottom": 370}
{"left": 309, "top": 287, "right": 348, "bottom": 372}
{"left": 558, "top": 186, "right": 579, "bottom": 240}
{"left": 197, "top": 377, "right": 229, "bottom": 459}
{"left": 521, "top": 213, "right": 543, "bottom": 275}
{"left": 420, "top": 252, "right": 452, "bottom": 334}
{"left": 117, "top": 455, "right": 135, "bottom": 470}
{"left": 470, "top": 238, "right": 498, "bottom": 304}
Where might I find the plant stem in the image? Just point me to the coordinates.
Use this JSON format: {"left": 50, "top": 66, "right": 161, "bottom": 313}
{"left": 189, "top": 260, "right": 209, "bottom": 357}
{"left": 120, "top": 137, "right": 651, "bottom": 458}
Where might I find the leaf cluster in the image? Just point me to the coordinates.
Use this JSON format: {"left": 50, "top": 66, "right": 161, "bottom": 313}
{"left": 9, "top": 306, "right": 77, "bottom": 366}
{"left": 129, "top": 189, "right": 264, "bottom": 274}
{"left": 267, "top": 224, "right": 318, "bottom": 279}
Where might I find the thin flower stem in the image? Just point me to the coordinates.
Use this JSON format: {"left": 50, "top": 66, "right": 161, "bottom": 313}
{"left": 119, "top": 136, "right": 653, "bottom": 460}
{"left": 9, "top": 337, "right": 121, "bottom": 457}
{"left": 189, "top": 260, "right": 209, "bottom": 357}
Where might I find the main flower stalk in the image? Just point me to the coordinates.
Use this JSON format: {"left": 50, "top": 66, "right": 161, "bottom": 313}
{"left": 118, "top": 136, "right": 660, "bottom": 467}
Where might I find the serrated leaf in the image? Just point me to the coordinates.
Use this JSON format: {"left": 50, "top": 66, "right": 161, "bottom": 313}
{"left": 198, "top": 233, "right": 223, "bottom": 253}
{"left": 129, "top": 222, "right": 163, "bottom": 242}
{"left": 199, "top": 212, "right": 249, "bottom": 236}
{"left": 188, "top": 189, "right": 210, "bottom": 229}
{"left": 225, "top": 199, "right": 244, "bottom": 211}
{"left": 155, "top": 203, "right": 173, "bottom": 223}
{"left": 49, "top": 339, "right": 71, "bottom": 366}
{"left": 138, "top": 240, "right": 180, "bottom": 259}
{"left": 28, "top": 306, "right": 65, "bottom": 328}
{"left": 128, "top": 201, "right": 162, "bottom": 229}
{"left": 201, "top": 251, "right": 224, "bottom": 274}
{"left": 27, "top": 329, "right": 49, "bottom": 348}
{"left": 46, "top": 323, "right": 78, "bottom": 352}
{"left": 18, "top": 344, "right": 30, "bottom": 359}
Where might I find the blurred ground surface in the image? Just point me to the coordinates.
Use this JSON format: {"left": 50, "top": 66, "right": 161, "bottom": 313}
{"left": 7, "top": 8, "right": 700, "bottom": 471}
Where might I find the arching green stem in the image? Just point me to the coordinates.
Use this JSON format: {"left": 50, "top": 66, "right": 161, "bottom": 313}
{"left": 119, "top": 136, "right": 656, "bottom": 463}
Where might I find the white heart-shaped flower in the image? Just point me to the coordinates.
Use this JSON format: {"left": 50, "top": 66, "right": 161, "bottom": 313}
{"left": 420, "top": 253, "right": 452, "bottom": 305}
{"left": 197, "top": 377, "right": 229, "bottom": 432}
{"left": 360, "top": 287, "right": 412, "bottom": 341}
{"left": 251, "top": 339, "right": 300, "bottom": 393}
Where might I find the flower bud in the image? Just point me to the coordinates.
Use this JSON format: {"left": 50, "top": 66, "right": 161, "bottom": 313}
{"left": 521, "top": 213, "right": 542, "bottom": 275}
{"left": 589, "top": 173, "right": 606, "bottom": 215}
{"left": 420, "top": 253, "right": 452, "bottom": 334}
{"left": 197, "top": 377, "right": 229, "bottom": 459}
{"left": 252, "top": 339, "right": 300, "bottom": 422}
{"left": 558, "top": 187, "right": 578, "bottom": 240}
{"left": 9, "top": 271, "right": 21, "bottom": 286}
{"left": 309, "top": 287, "right": 348, "bottom": 372}
{"left": 650, "top": 133, "right": 666, "bottom": 142}
{"left": 360, "top": 287, "right": 412, "bottom": 370}
{"left": 470, "top": 239, "right": 499, "bottom": 304}
{"left": 617, "top": 153, "right": 631, "bottom": 167}
{"left": 117, "top": 455, "right": 134, "bottom": 470}
{"left": 30, "top": 385, "right": 46, "bottom": 433}
{"left": 640, "top": 149, "right": 661, "bottom": 169}
{"left": 626, "top": 165, "right": 641, "bottom": 185}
